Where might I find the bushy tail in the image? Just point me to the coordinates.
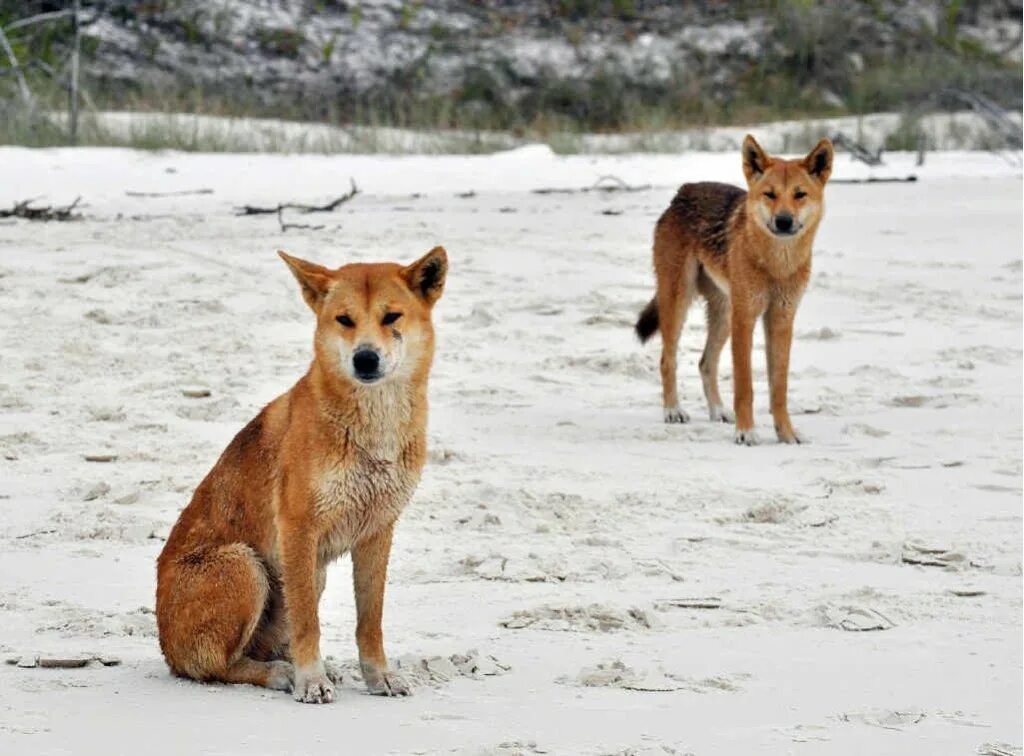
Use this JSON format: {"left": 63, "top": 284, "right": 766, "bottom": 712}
{"left": 634, "top": 296, "right": 659, "bottom": 343}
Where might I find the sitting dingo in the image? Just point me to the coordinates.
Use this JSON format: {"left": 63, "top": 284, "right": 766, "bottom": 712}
{"left": 156, "top": 246, "right": 447, "bottom": 703}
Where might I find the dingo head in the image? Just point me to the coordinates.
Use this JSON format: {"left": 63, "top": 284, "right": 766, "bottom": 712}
{"left": 742, "top": 135, "right": 833, "bottom": 239}
{"left": 279, "top": 246, "right": 447, "bottom": 387}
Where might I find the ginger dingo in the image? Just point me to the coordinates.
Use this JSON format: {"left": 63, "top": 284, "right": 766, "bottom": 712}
{"left": 635, "top": 135, "right": 833, "bottom": 445}
{"left": 156, "top": 246, "right": 447, "bottom": 702}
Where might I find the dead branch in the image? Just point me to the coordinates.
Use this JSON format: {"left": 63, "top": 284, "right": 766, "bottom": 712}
{"left": 831, "top": 133, "right": 885, "bottom": 166}
{"left": 0, "top": 24, "right": 33, "bottom": 107}
{"left": 3, "top": 8, "right": 75, "bottom": 33}
{"left": 125, "top": 189, "right": 214, "bottom": 198}
{"left": 830, "top": 176, "right": 917, "bottom": 184}
{"left": 234, "top": 179, "right": 358, "bottom": 232}
{"left": 235, "top": 178, "right": 359, "bottom": 217}
{"left": 0, "top": 197, "right": 82, "bottom": 221}
{"left": 277, "top": 206, "right": 326, "bottom": 232}
{"left": 13, "top": 528, "right": 57, "bottom": 540}
{"left": 532, "top": 175, "right": 651, "bottom": 195}
{"left": 590, "top": 174, "right": 651, "bottom": 192}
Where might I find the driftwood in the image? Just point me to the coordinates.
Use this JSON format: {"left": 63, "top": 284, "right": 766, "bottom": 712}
{"left": 0, "top": 197, "right": 81, "bottom": 221}
{"left": 13, "top": 528, "right": 57, "bottom": 540}
{"left": 235, "top": 178, "right": 359, "bottom": 231}
{"left": 7, "top": 654, "right": 122, "bottom": 668}
{"left": 125, "top": 188, "right": 214, "bottom": 198}
{"left": 831, "top": 133, "right": 885, "bottom": 166}
{"left": 657, "top": 597, "right": 723, "bottom": 610}
{"left": 830, "top": 176, "right": 917, "bottom": 184}
{"left": 942, "top": 88, "right": 1022, "bottom": 149}
{"left": 532, "top": 174, "right": 651, "bottom": 195}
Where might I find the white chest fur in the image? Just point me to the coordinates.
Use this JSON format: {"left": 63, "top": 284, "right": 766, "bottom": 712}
{"left": 314, "top": 451, "right": 419, "bottom": 563}
{"left": 313, "top": 383, "right": 421, "bottom": 563}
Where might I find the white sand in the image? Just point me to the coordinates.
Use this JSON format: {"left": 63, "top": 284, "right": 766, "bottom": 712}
{"left": 52, "top": 108, "right": 1022, "bottom": 153}
{"left": 0, "top": 146, "right": 1021, "bottom": 755}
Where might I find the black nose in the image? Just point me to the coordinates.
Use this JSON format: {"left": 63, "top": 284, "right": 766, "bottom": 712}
{"left": 352, "top": 349, "right": 380, "bottom": 377}
{"left": 774, "top": 214, "right": 794, "bottom": 232}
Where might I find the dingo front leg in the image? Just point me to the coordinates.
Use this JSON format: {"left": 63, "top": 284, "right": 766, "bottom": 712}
{"left": 352, "top": 523, "right": 409, "bottom": 697}
{"left": 280, "top": 512, "right": 334, "bottom": 704}
{"left": 731, "top": 293, "right": 760, "bottom": 445}
{"left": 764, "top": 299, "right": 803, "bottom": 444}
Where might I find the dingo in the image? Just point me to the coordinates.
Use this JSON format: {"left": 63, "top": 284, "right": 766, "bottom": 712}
{"left": 635, "top": 135, "right": 833, "bottom": 445}
{"left": 156, "top": 246, "right": 447, "bottom": 702}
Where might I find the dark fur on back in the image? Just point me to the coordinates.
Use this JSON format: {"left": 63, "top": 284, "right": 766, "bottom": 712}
{"left": 635, "top": 182, "right": 746, "bottom": 342}
{"left": 663, "top": 182, "right": 746, "bottom": 255}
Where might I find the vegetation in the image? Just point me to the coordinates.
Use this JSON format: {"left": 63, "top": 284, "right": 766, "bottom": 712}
{"left": 1, "top": 0, "right": 1020, "bottom": 151}
{"left": 254, "top": 26, "right": 306, "bottom": 57}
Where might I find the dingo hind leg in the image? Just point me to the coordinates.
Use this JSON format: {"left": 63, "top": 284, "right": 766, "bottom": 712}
{"left": 653, "top": 227, "right": 699, "bottom": 423}
{"left": 696, "top": 269, "right": 733, "bottom": 423}
{"left": 157, "top": 543, "right": 292, "bottom": 692}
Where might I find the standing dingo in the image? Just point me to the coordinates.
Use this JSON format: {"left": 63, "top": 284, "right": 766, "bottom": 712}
{"left": 635, "top": 136, "right": 833, "bottom": 445}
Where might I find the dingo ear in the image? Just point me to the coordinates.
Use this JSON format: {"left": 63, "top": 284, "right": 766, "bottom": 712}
{"left": 278, "top": 250, "right": 333, "bottom": 312}
{"left": 803, "top": 138, "right": 834, "bottom": 184}
{"left": 742, "top": 134, "right": 769, "bottom": 182}
{"left": 403, "top": 246, "right": 447, "bottom": 305}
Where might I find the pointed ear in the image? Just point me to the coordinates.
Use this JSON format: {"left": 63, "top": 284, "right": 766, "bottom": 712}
{"left": 278, "top": 250, "right": 334, "bottom": 312}
{"left": 742, "top": 134, "right": 769, "bottom": 182}
{"left": 803, "top": 138, "right": 834, "bottom": 184}
{"left": 402, "top": 246, "right": 447, "bottom": 305}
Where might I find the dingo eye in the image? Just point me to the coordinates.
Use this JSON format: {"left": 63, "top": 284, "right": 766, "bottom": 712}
{"left": 794, "top": 190, "right": 807, "bottom": 199}
{"left": 336, "top": 315, "right": 355, "bottom": 327}
{"left": 381, "top": 312, "right": 402, "bottom": 326}
{"left": 763, "top": 191, "right": 777, "bottom": 200}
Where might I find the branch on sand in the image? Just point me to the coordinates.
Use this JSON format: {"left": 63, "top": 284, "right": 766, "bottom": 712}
{"left": 831, "top": 133, "right": 885, "bottom": 166}
{"left": 532, "top": 175, "right": 651, "bottom": 195}
{"left": 830, "top": 176, "right": 918, "bottom": 184}
{"left": 125, "top": 188, "right": 214, "bottom": 198}
{"left": 0, "top": 197, "right": 82, "bottom": 221}
{"left": 234, "top": 178, "right": 359, "bottom": 232}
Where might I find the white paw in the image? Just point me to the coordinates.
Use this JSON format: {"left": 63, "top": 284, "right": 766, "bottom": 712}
{"left": 664, "top": 406, "right": 690, "bottom": 424}
{"left": 363, "top": 663, "right": 411, "bottom": 697}
{"left": 294, "top": 663, "right": 335, "bottom": 704}
{"left": 266, "top": 660, "right": 294, "bottom": 692}
{"left": 708, "top": 404, "right": 734, "bottom": 423}
{"left": 777, "top": 427, "right": 807, "bottom": 445}
{"left": 734, "top": 428, "right": 760, "bottom": 446}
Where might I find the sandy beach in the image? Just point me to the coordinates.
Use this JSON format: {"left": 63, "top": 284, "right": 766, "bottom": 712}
{"left": 0, "top": 146, "right": 1020, "bottom": 755}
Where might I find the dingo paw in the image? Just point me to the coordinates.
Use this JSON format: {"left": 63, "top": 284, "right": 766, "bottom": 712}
{"left": 664, "top": 406, "right": 690, "bottom": 424}
{"left": 734, "top": 428, "right": 760, "bottom": 446}
{"left": 776, "top": 427, "right": 807, "bottom": 444}
{"left": 294, "top": 664, "right": 335, "bottom": 704}
{"left": 708, "top": 404, "right": 734, "bottom": 423}
{"left": 363, "top": 665, "right": 411, "bottom": 697}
